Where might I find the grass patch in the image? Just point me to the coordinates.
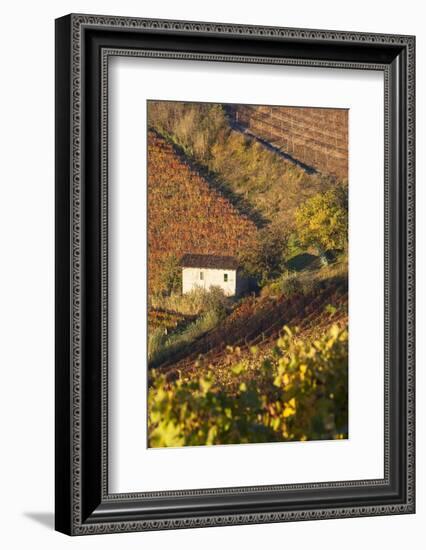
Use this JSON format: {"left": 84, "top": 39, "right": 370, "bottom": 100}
{"left": 148, "top": 307, "right": 226, "bottom": 368}
{"left": 150, "top": 286, "right": 229, "bottom": 316}
{"left": 261, "top": 252, "right": 348, "bottom": 299}
{"left": 148, "top": 287, "right": 229, "bottom": 368}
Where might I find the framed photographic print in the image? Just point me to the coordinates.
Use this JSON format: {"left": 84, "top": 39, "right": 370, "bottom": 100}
{"left": 55, "top": 14, "right": 415, "bottom": 535}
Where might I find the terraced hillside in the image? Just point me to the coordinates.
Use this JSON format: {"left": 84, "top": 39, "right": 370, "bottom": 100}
{"left": 148, "top": 101, "right": 335, "bottom": 227}
{"left": 147, "top": 130, "right": 257, "bottom": 295}
{"left": 146, "top": 102, "right": 349, "bottom": 447}
{"left": 227, "top": 104, "right": 348, "bottom": 179}
{"left": 153, "top": 267, "right": 348, "bottom": 382}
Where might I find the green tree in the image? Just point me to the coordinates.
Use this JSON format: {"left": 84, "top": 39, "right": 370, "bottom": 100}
{"left": 294, "top": 186, "right": 348, "bottom": 255}
{"left": 238, "top": 225, "right": 289, "bottom": 285}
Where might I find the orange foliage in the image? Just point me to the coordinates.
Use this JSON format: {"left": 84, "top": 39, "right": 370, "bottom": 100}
{"left": 148, "top": 131, "right": 257, "bottom": 294}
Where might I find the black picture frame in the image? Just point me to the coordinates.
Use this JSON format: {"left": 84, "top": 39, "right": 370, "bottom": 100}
{"left": 55, "top": 13, "right": 415, "bottom": 535}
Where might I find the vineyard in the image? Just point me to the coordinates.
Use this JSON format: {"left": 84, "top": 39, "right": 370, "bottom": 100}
{"left": 148, "top": 130, "right": 257, "bottom": 295}
{"left": 227, "top": 104, "right": 348, "bottom": 179}
{"left": 148, "top": 101, "right": 337, "bottom": 228}
{"left": 147, "top": 261, "right": 349, "bottom": 448}
{"left": 149, "top": 322, "right": 349, "bottom": 447}
{"left": 150, "top": 263, "right": 348, "bottom": 382}
{"left": 146, "top": 100, "right": 349, "bottom": 447}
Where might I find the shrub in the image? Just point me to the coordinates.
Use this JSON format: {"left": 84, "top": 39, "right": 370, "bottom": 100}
{"left": 280, "top": 271, "right": 315, "bottom": 297}
{"left": 238, "top": 225, "right": 290, "bottom": 285}
{"left": 148, "top": 287, "right": 228, "bottom": 368}
{"left": 280, "top": 272, "right": 303, "bottom": 297}
{"left": 158, "top": 254, "right": 182, "bottom": 295}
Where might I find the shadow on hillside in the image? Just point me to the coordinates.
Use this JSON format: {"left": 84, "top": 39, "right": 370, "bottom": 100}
{"left": 223, "top": 105, "right": 318, "bottom": 175}
{"left": 286, "top": 253, "right": 321, "bottom": 272}
{"left": 149, "top": 127, "right": 269, "bottom": 229}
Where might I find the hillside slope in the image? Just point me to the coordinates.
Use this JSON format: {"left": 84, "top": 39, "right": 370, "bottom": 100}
{"left": 153, "top": 266, "right": 348, "bottom": 382}
{"left": 148, "top": 101, "right": 337, "bottom": 228}
{"left": 148, "top": 130, "right": 257, "bottom": 295}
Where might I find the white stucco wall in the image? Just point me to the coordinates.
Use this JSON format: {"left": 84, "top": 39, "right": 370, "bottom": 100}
{"left": 182, "top": 267, "right": 237, "bottom": 296}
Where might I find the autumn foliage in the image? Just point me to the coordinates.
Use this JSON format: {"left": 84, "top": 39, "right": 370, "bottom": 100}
{"left": 148, "top": 324, "right": 348, "bottom": 447}
{"left": 146, "top": 101, "right": 349, "bottom": 448}
{"left": 148, "top": 131, "right": 257, "bottom": 295}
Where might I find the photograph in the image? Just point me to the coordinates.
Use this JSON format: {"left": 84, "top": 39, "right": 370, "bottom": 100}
{"left": 49, "top": 7, "right": 415, "bottom": 540}
{"left": 147, "top": 100, "right": 349, "bottom": 448}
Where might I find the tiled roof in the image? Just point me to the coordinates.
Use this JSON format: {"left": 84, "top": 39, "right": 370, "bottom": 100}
{"left": 180, "top": 254, "right": 239, "bottom": 270}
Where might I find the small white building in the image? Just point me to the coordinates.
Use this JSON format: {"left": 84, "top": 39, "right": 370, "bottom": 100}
{"left": 180, "top": 254, "right": 245, "bottom": 297}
